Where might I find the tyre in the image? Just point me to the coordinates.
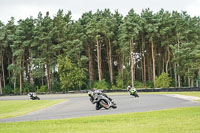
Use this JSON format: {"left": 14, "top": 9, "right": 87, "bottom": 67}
{"left": 112, "top": 105, "right": 117, "bottom": 109}
{"left": 135, "top": 92, "right": 139, "bottom": 97}
{"left": 96, "top": 104, "right": 102, "bottom": 110}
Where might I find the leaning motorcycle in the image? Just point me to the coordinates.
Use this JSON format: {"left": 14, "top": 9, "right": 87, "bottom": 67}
{"left": 129, "top": 89, "right": 139, "bottom": 97}
{"left": 88, "top": 91, "right": 117, "bottom": 110}
{"left": 28, "top": 92, "right": 40, "bottom": 100}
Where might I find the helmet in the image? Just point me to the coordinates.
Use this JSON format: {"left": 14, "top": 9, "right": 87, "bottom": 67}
{"left": 127, "top": 86, "right": 131, "bottom": 91}
{"left": 91, "top": 88, "right": 96, "bottom": 91}
{"left": 88, "top": 91, "right": 93, "bottom": 97}
{"left": 95, "top": 90, "right": 102, "bottom": 94}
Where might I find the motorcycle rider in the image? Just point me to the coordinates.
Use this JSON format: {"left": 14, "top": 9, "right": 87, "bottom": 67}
{"left": 88, "top": 88, "right": 115, "bottom": 104}
{"left": 127, "top": 85, "right": 137, "bottom": 95}
{"left": 28, "top": 92, "right": 40, "bottom": 100}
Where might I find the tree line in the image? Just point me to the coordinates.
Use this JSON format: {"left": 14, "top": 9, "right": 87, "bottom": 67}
{"left": 0, "top": 8, "right": 200, "bottom": 94}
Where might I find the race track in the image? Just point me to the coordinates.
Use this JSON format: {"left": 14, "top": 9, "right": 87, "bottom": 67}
{"left": 0, "top": 93, "right": 200, "bottom": 123}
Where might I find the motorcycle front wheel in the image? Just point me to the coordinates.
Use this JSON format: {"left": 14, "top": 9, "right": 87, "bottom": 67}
{"left": 134, "top": 92, "right": 139, "bottom": 97}
{"left": 112, "top": 105, "right": 117, "bottom": 109}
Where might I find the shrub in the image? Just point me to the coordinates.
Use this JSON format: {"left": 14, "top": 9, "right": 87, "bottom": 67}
{"left": 36, "top": 85, "right": 48, "bottom": 93}
{"left": 2, "top": 85, "right": 13, "bottom": 94}
{"left": 116, "top": 78, "right": 123, "bottom": 89}
{"left": 51, "top": 82, "right": 62, "bottom": 92}
{"left": 134, "top": 81, "right": 148, "bottom": 88}
{"left": 23, "top": 82, "right": 36, "bottom": 93}
{"left": 115, "top": 70, "right": 131, "bottom": 89}
{"left": 13, "top": 88, "right": 20, "bottom": 95}
{"left": 145, "top": 81, "right": 154, "bottom": 88}
{"left": 111, "top": 85, "right": 121, "bottom": 90}
{"left": 155, "top": 72, "right": 172, "bottom": 88}
{"left": 93, "top": 79, "right": 110, "bottom": 90}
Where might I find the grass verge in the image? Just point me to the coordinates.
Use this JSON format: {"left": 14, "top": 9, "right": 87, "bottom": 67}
{"left": 0, "top": 99, "right": 66, "bottom": 119}
{"left": 141, "top": 91, "right": 200, "bottom": 97}
{"left": 0, "top": 106, "right": 200, "bottom": 133}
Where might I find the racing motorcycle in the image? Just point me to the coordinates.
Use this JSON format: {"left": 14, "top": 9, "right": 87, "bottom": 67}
{"left": 88, "top": 90, "right": 117, "bottom": 110}
{"left": 28, "top": 92, "right": 40, "bottom": 100}
{"left": 129, "top": 88, "right": 139, "bottom": 97}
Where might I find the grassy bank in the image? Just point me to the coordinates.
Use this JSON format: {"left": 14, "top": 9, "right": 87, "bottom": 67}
{"left": 0, "top": 106, "right": 200, "bottom": 133}
{"left": 0, "top": 99, "right": 66, "bottom": 119}
{"left": 106, "top": 91, "right": 200, "bottom": 97}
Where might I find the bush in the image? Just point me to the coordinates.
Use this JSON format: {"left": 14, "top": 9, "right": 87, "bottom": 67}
{"left": 51, "top": 82, "right": 62, "bottom": 92}
{"left": 36, "top": 85, "right": 48, "bottom": 93}
{"left": 2, "top": 85, "right": 13, "bottom": 94}
{"left": 155, "top": 72, "right": 172, "bottom": 88}
{"left": 13, "top": 88, "right": 20, "bottom": 95}
{"left": 23, "top": 82, "right": 36, "bottom": 93}
{"left": 111, "top": 85, "right": 122, "bottom": 90}
{"left": 116, "top": 76, "right": 124, "bottom": 89}
{"left": 93, "top": 79, "right": 110, "bottom": 90}
{"left": 134, "top": 81, "right": 148, "bottom": 88}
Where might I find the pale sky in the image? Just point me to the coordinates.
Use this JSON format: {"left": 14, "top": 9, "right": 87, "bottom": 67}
{"left": 0, "top": 0, "right": 200, "bottom": 24}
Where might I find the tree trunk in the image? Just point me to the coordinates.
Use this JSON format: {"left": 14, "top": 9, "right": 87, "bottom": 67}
{"left": 122, "top": 53, "right": 125, "bottom": 86}
{"left": 88, "top": 45, "right": 95, "bottom": 82}
{"left": 14, "top": 75, "right": 16, "bottom": 91}
{"left": 177, "top": 34, "right": 181, "bottom": 88}
{"left": 142, "top": 47, "right": 146, "bottom": 83}
{"left": 41, "top": 76, "right": 44, "bottom": 86}
{"left": 130, "top": 39, "right": 135, "bottom": 87}
{"left": 0, "top": 76, "right": 2, "bottom": 94}
{"left": 140, "top": 47, "right": 144, "bottom": 82}
{"left": 25, "top": 59, "right": 29, "bottom": 81}
{"left": 8, "top": 58, "right": 11, "bottom": 77}
{"left": 46, "top": 62, "right": 50, "bottom": 92}
{"left": 12, "top": 56, "right": 16, "bottom": 90}
{"left": 117, "top": 54, "right": 123, "bottom": 74}
{"left": 178, "top": 71, "right": 181, "bottom": 88}
{"left": 20, "top": 71, "right": 22, "bottom": 94}
{"left": 50, "top": 69, "right": 53, "bottom": 88}
{"left": 147, "top": 49, "right": 152, "bottom": 81}
{"left": 141, "top": 34, "right": 146, "bottom": 83}
{"left": 157, "top": 46, "right": 162, "bottom": 75}
{"left": 169, "top": 62, "right": 173, "bottom": 79}
{"left": 162, "top": 55, "right": 165, "bottom": 73}
{"left": 151, "top": 39, "right": 156, "bottom": 87}
{"left": 96, "top": 39, "right": 102, "bottom": 81}
{"left": 174, "top": 62, "right": 177, "bottom": 87}
{"left": 188, "top": 77, "right": 191, "bottom": 87}
{"left": 166, "top": 36, "right": 170, "bottom": 74}
{"left": 19, "top": 58, "right": 22, "bottom": 94}
{"left": 29, "top": 50, "right": 34, "bottom": 84}
{"left": 107, "top": 39, "right": 113, "bottom": 85}
{"left": 1, "top": 56, "right": 5, "bottom": 87}
{"left": 191, "top": 78, "right": 194, "bottom": 87}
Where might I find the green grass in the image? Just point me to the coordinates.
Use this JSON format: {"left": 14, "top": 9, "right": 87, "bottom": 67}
{"left": 0, "top": 106, "right": 200, "bottom": 133}
{"left": 0, "top": 99, "right": 66, "bottom": 119}
{"left": 43, "top": 91, "right": 200, "bottom": 98}
{"left": 141, "top": 91, "right": 200, "bottom": 97}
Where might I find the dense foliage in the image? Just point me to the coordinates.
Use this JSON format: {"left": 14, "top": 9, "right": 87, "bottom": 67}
{"left": 155, "top": 72, "right": 172, "bottom": 88}
{"left": 0, "top": 8, "right": 200, "bottom": 94}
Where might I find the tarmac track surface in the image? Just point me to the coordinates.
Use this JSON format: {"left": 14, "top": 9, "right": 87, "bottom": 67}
{"left": 0, "top": 94, "right": 200, "bottom": 122}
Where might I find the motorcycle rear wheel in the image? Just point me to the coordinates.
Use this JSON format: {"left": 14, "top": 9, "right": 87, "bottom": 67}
{"left": 112, "top": 105, "right": 117, "bottom": 109}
